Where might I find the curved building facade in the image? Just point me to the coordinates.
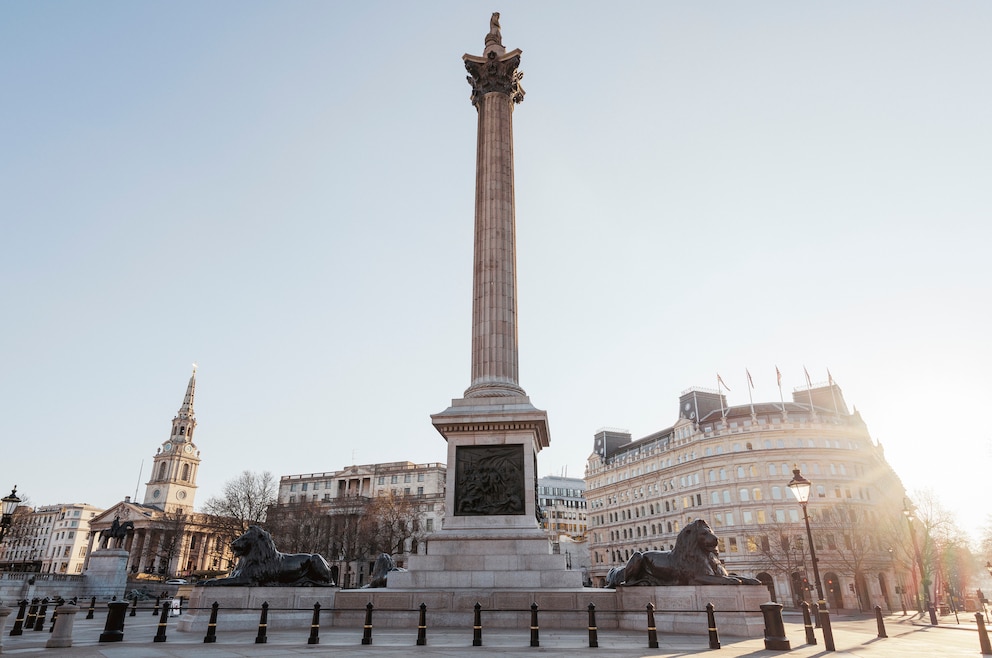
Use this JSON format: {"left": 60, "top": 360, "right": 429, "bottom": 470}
{"left": 584, "top": 381, "right": 909, "bottom": 611}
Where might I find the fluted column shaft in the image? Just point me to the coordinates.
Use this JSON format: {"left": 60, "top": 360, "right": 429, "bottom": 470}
{"left": 463, "top": 45, "right": 526, "bottom": 399}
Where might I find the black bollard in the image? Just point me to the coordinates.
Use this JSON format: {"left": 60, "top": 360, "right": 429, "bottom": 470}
{"left": 308, "top": 602, "right": 320, "bottom": 645}
{"left": 129, "top": 597, "right": 137, "bottom": 617}
{"left": 85, "top": 596, "right": 96, "bottom": 620}
{"left": 99, "top": 601, "right": 130, "bottom": 643}
{"left": 706, "top": 602, "right": 721, "bottom": 650}
{"left": 977, "top": 613, "right": 992, "bottom": 656}
{"left": 9, "top": 600, "right": 28, "bottom": 636}
{"left": 49, "top": 598, "right": 64, "bottom": 632}
{"left": 530, "top": 602, "right": 540, "bottom": 648}
{"left": 255, "top": 602, "right": 269, "bottom": 644}
{"left": 361, "top": 602, "right": 373, "bottom": 645}
{"left": 472, "top": 602, "right": 482, "bottom": 647}
{"left": 587, "top": 603, "right": 599, "bottom": 648}
{"left": 820, "top": 607, "right": 836, "bottom": 652}
{"left": 153, "top": 602, "right": 170, "bottom": 643}
{"left": 25, "top": 599, "right": 39, "bottom": 630}
{"left": 928, "top": 603, "right": 938, "bottom": 625}
{"left": 760, "top": 602, "right": 791, "bottom": 651}
{"left": 800, "top": 601, "right": 817, "bottom": 645}
{"left": 646, "top": 602, "right": 659, "bottom": 649}
{"left": 874, "top": 605, "right": 887, "bottom": 638}
{"left": 812, "top": 601, "right": 821, "bottom": 628}
{"left": 416, "top": 602, "right": 427, "bottom": 646}
{"left": 153, "top": 596, "right": 161, "bottom": 616}
{"left": 33, "top": 598, "right": 50, "bottom": 631}
{"left": 204, "top": 602, "right": 220, "bottom": 644}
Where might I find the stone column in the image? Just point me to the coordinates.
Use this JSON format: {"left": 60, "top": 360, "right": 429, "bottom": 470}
{"left": 463, "top": 20, "right": 527, "bottom": 399}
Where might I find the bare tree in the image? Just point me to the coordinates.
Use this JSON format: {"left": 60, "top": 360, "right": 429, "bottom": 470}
{"left": 265, "top": 501, "right": 336, "bottom": 555}
{"left": 153, "top": 508, "right": 189, "bottom": 578}
{"left": 201, "top": 470, "right": 277, "bottom": 545}
{"left": 359, "top": 492, "right": 427, "bottom": 557}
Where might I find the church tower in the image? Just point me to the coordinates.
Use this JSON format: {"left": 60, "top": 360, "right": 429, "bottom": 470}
{"left": 143, "top": 367, "right": 201, "bottom": 512}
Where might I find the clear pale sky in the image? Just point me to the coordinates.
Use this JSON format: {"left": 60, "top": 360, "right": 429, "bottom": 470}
{"left": 3, "top": 3, "right": 990, "bottom": 541}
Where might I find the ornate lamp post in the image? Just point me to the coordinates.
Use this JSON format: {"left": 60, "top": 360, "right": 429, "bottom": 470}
{"left": 903, "top": 498, "right": 929, "bottom": 612}
{"left": 787, "top": 468, "right": 827, "bottom": 613}
{"left": 1, "top": 486, "right": 21, "bottom": 542}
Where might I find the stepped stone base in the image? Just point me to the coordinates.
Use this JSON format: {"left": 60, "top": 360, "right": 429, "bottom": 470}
{"left": 388, "top": 529, "right": 583, "bottom": 589}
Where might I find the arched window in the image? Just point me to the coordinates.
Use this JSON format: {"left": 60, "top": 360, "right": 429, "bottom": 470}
{"left": 181, "top": 463, "right": 190, "bottom": 481}
{"left": 739, "top": 488, "right": 750, "bottom": 502}
{"left": 157, "top": 462, "right": 167, "bottom": 480}
{"left": 179, "top": 426, "right": 185, "bottom": 435}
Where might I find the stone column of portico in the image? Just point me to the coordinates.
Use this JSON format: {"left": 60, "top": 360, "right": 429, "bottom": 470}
{"left": 389, "top": 15, "right": 580, "bottom": 590}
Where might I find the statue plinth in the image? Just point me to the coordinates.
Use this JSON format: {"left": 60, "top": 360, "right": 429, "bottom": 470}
{"left": 84, "top": 548, "right": 129, "bottom": 600}
{"left": 388, "top": 396, "right": 581, "bottom": 589}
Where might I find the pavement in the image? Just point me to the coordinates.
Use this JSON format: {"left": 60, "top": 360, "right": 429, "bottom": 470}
{"left": 1, "top": 609, "right": 990, "bottom": 657}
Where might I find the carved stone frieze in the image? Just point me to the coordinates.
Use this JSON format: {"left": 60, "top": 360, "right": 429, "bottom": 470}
{"left": 454, "top": 445, "right": 526, "bottom": 516}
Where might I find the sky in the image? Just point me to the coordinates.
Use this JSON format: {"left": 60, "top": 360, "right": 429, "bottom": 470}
{"left": 2, "top": 2, "right": 990, "bottom": 542}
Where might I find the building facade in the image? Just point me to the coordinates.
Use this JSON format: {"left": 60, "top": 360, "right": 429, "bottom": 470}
{"left": 585, "top": 380, "right": 909, "bottom": 611}
{"left": 538, "top": 474, "right": 588, "bottom": 540}
{"left": 0, "top": 502, "right": 103, "bottom": 574}
{"left": 274, "top": 461, "right": 446, "bottom": 588}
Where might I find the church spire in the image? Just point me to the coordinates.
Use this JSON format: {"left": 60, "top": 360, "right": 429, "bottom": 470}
{"left": 144, "top": 366, "right": 202, "bottom": 511}
{"left": 177, "top": 363, "right": 196, "bottom": 422}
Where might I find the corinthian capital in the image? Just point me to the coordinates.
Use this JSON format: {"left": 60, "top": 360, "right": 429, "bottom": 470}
{"left": 464, "top": 50, "right": 525, "bottom": 107}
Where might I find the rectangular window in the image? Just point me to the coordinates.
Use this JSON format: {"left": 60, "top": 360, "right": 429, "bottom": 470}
{"left": 417, "top": 487, "right": 424, "bottom": 495}
{"left": 728, "top": 537, "right": 738, "bottom": 553}
{"left": 391, "top": 475, "right": 398, "bottom": 484}
{"left": 418, "top": 473, "right": 425, "bottom": 482}
{"left": 742, "top": 510, "right": 754, "bottom": 524}
{"left": 302, "top": 483, "right": 308, "bottom": 491}
{"left": 378, "top": 477, "right": 385, "bottom": 485}
{"left": 426, "top": 519, "right": 434, "bottom": 531}
{"left": 290, "top": 484, "right": 297, "bottom": 492}
{"left": 404, "top": 474, "right": 411, "bottom": 483}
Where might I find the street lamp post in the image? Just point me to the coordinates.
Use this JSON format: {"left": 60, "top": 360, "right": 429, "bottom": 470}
{"left": 903, "top": 499, "right": 929, "bottom": 613}
{"left": 1, "top": 486, "right": 22, "bottom": 542}
{"left": 787, "top": 468, "right": 826, "bottom": 611}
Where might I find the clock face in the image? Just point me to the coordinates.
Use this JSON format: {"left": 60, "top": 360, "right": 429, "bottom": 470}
{"left": 177, "top": 490, "right": 187, "bottom": 500}
{"left": 184, "top": 444, "right": 193, "bottom": 454}
{"left": 684, "top": 403, "right": 691, "bottom": 411}
{"left": 163, "top": 443, "right": 172, "bottom": 452}
{"left": 153, "top": 489, "right": 161, "bottom": 499}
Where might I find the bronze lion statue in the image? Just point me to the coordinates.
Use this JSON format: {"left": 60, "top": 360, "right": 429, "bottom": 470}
{"left": 204, "top": 525, "right": 334, "bottom": 587}
{"left": 362, "top": 553, "right": 407, "bottom": 588}
{"left": 605, "top": 519, "right": 761, "bottom": 588}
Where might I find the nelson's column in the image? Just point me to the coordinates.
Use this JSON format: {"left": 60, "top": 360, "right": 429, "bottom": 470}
{"left": 390, "top": 14, "right": 581, "bottom": 589}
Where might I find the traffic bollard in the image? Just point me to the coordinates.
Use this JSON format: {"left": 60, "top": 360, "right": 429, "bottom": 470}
{"left": 706, "top": 602, "right": 721, "bottom": 650}
{"left": 646, "top": 602, "right": 659, "bottom": 649}
{"left": 255, "top": 602, "right": 269, "bottom": 644}
{"left": 416, "top": 602, "right": 427, "bottom": 646}
{"left": 204, "top": 602, "right": 220, "bottom": 644}
{"left": 587, "top": 602, "right": 598, "bottom": 648}
{"left": 529, "top": 602, "right": 540, "bottom": 648}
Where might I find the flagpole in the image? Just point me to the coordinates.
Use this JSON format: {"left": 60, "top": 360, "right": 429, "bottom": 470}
{"left": 776, "top": 366, "right": 788, "bottom": 420}
{"left": 803, "top": 366, "right": 818, "bottom": 421}
{"left": 827, "top": 369, "right": 840, "bottom": 417}
{"left": 717, "top": 374, "right": 726, "bottom": 420}
{"left": 746, "top": 369, "right": 756, "bottom": 421}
